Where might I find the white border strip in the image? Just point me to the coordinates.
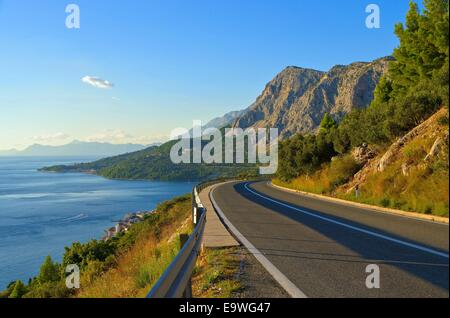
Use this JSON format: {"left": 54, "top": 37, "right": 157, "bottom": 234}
{"left": 244, "top": 183, "right": 449, "bottom": 259}
{"left": 270, "top": 182, "right": 449, "bottom": 225}
{"left": 210, "top": 184, "right": 307, "bottom": 298}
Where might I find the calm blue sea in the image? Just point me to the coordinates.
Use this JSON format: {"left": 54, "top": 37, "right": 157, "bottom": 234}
{"left": 0, "top": 156, "right": 196, "bottom": 290}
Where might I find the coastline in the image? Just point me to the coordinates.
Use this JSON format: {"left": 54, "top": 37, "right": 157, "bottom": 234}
{"left": 102, "top": 210, "right": 156, "bottom": 241}
{"left": 0, "top": 156, "right": 196, "bottom": 290}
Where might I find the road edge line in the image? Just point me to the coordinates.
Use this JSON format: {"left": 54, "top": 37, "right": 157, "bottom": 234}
{"left": 210, "top": 183, "right": 308, "bottom": 299}
{"left": 270, "top": 182, "right": 449, "bottom": 225}
{"left": 246, "top": 183, "right": 449, "bottom": 259}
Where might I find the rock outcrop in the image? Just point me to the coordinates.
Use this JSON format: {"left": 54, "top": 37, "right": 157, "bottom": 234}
{"left": 340, "top": 108, "right": 449, "bottom": 193}
{"left": 351, "top": 143, "right": 378, "bottom": 165}
{"left": 424, "top": 130, "right": 449, "bottom": 162}
{"left": 233, "top": 57, "right": 391, "bottom": 139}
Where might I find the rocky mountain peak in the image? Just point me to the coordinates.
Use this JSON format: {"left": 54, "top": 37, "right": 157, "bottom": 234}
{"left": 233, "top": 57, "right": 391, "bottom": 139}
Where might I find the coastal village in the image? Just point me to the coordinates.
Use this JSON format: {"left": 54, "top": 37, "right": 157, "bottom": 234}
{"left": 102, "top": 211, "right": 155, "bottom": 241}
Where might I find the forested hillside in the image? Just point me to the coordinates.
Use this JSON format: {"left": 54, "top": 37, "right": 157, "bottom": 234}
{"left": 41, "top": 139, "right": 258, "bottom": 181}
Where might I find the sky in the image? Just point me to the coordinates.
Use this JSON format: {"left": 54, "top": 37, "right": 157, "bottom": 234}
{"left": 0, "top": 0, "right": 414, "bottom": 150}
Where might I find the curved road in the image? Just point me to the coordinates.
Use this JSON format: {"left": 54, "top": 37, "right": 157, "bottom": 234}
{"left": 211, "top": 181, "right": 449, "bottom": 298}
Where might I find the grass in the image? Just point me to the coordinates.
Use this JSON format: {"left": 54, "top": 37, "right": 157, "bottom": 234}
{"left": 341, "top": 122, "right": 449, "bottom": 216}
{"left": 273, "top": 154, "right": 361, "bottom": 195}
{"left": 75, "top": 195, "right": 193, "bottom": 298}
{"left": 192, "top": 247, "right": 242, "bottom": 298}
{"left": 338, "top": 158, "right": 449, "bottom": 217}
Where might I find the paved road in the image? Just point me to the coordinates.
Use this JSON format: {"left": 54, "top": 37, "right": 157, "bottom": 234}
{"left": 211, "top": 181, "right": 449, "bottom": 298}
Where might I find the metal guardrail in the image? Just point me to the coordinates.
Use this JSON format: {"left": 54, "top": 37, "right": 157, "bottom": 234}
{"left": 146, "top": 176, "right": 265, "bottom": 298}
{"left": 147, "top": 180, "right": 221, "bottom": 298}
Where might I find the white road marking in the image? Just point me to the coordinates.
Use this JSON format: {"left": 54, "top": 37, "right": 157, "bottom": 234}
{"left": 244, "top": 183, "right": 449, "bottom": 259}
{"left": 269, "top": 181, "right": 449, "bottom": 226}
{"left": 210, "top": 184, "right": 308, "bottom": 298}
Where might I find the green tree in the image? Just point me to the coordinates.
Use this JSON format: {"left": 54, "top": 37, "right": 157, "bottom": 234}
{"left": 338, "top": 0, "right": 449, "bottom": 149}
{"left": 8, "top": 280, "right": 27, "bottom": 298}
{"left": 62, "top": 240, "right": 117, "bottom": 271}
{"left": 277, "top": 133, "right": 337, "bottom": 181}
{"left": 319, "top": 113, "right": 337, "bottom": 133}
{"left": 38, "top": 256, "right": 60, "bottom": 284}
{"left": 387, "top": 0, "right": 448, "bottom": 108}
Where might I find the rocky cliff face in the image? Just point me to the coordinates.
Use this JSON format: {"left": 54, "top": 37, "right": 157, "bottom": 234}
{"left": 341, "top": 108, "right": 449, "bottom": 193}
{"left": 233, "top": 57, "right": 391, "bottom": 138}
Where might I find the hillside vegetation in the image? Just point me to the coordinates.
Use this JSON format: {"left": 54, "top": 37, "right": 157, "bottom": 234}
{"left": 275, "top": 0, "right": 449, "bottom": 217}
{"left": 275, "top": 108, "right": 449, "bottom": 216}
{"left": 1, "top": 195, "right": 193, "bottom": 298}
{"left": 41, "top": 139, "right": 258, "bottom": 181}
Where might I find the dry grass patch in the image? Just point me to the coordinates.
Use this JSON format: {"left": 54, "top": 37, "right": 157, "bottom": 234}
{"left": 75, "top": 195, "right": 193, "bottom": 298}
{"left": 192, "top": 247, "right": 242, "bottom": 298}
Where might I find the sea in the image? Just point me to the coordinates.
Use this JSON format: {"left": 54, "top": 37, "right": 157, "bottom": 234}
{"left": 0, "top": 156, "right": 196, "bottom": 290}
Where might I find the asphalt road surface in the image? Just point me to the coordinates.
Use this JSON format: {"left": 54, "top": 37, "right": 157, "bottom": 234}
{"left": 211, "top": 181, "right": 449, "bottom": 298}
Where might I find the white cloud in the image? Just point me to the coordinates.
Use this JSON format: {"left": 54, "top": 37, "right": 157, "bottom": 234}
{"left": 85, "top": 130, "right": 168, "bottom": 145}
{"left": 133, "top": 134, "right": 169, "bottom": 145}
{"left": 81, "top": 76, "right": 114, "bottom": 89}
{"left": 32, "top": 132, "right": 70, "bottom": 143}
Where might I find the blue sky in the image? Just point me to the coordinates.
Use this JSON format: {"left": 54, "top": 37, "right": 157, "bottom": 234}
{"left": 0, "top": 0, "right": 413, "bottom": 149}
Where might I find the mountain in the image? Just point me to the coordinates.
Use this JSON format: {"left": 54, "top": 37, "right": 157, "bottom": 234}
{"left": 189, "top": 108, "right": 250, "bottom": 137}
{"left": 233, "top": 57, "right": 391, "bottom": 139}
{"left": 0, "top": 141, "right": 148, "bottom": 157}
{"left": 203, "top": 108, "right": 250, "bottom": 130}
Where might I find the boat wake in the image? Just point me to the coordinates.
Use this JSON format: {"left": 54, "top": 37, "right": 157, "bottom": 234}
{"left": 53, "top": 213, "right": 89, "bottom": 224}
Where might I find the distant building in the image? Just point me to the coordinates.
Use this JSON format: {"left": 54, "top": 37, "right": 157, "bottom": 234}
{"left": 102, "top": 210, "right": 156, "bottom": 241}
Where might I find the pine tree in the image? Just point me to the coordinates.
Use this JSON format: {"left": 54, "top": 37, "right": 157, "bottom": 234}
{"left": 368, "top": 0, "right": 449, "bottom": 140}
{"left": 38, "top": 256, "right": 60, "bottom": 284}
{"left": 389, "top": 0, "right": 448, "bottom": 98}
{"left": 390, "top": 1, "right": 423, "bottom": 93}
{"left": 319, "top": 113, "right": 337, "bottom": 133}
{"left": 8, "top": 280, "right": 27, "bottom": 298}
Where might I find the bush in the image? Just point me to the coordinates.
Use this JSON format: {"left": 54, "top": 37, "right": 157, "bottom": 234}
{"left": 438, "top": 114, "right": 449, "bottom": 126}
{"left": 8, "top": 281, "right": 28, "bottom": 298}
{"left": 380, "top": 198, "right": 391, "bottom": 207}
{"left": 277, "top": 132, "right": 337, "bottom": 181}
{"left": 38, "top": 256, "right": 61, "bottom": 284}
{"left": 328, "top": 155, "right": 361, "bottom": 188}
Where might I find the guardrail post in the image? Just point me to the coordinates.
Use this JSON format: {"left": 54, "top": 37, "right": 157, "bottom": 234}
{"left": 179, "top": 233, "right": 193, "bottom": 298}
{"left": 193, "top": 206, "right": 198, "bottom": 225}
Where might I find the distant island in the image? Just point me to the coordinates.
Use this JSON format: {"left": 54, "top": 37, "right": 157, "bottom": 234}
{"left": 0, "top": 140, "right": 160, "bottom": 157}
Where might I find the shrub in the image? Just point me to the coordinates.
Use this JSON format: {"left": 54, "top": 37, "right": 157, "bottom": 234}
{"left": 8, "top": 281, "right": 28, "bottom": 298}
{"left": 437, "top": 114, "right": 449, "bottom": 126}
{"left": 38, "top": 256, "right": 61, "bottom": 284}
{"left": 328, "top": 155, "right": 361, "bottom": 188}
{"left": 380, "top": 198, "right": 391, "bottom": 207}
